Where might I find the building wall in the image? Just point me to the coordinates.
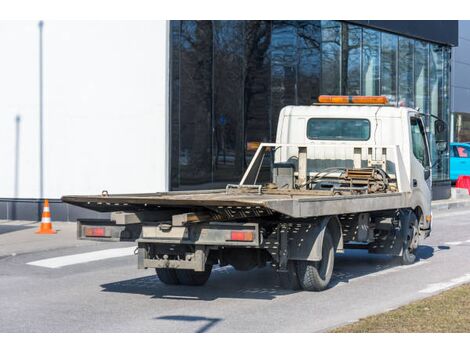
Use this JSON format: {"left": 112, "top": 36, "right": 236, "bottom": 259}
{"left": 452, "top": 21, "right": 470, "bottom": 142}
{"left": 0, "top": 21, "right": 169, "bottom": 220}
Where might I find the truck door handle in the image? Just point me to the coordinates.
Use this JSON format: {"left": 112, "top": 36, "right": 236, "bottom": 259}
{"left": 412, "top": 179, "right": 418, "bottom": 187}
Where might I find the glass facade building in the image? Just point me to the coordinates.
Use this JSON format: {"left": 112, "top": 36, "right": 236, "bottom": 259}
{"left": 169, "top": 20, "right": 453, "bottom": 198}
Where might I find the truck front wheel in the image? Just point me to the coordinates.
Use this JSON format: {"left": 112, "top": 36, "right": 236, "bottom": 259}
{"left": 400, "top": 211, "right": 419, "bottom": 265}
{"left": 155, "top": 268, "right": 180, "bottom": 285}
{"left": 296, "top": 229, "right": 335, "bottom": 291}
{"left": 175, "top": 264, "right": 212, "bottom": 286}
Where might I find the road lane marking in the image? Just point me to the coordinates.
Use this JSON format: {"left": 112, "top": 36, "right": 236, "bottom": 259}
{"left": 432, "top": 209, "right": 470, "bottom": 219}
{"left": 27, "top": 246, "right": 136, "bottom": 268}
{"left": 352, "top": 260, "right": 429, "bottom": 281}
{"left": 419, "top": 273, "right": 470, "bottom": 294}
{"left": 332, "top": 260, "right": 430, "bottom": 287}
{"left": 444, "top": 241, "right": 463, "bottom": 246}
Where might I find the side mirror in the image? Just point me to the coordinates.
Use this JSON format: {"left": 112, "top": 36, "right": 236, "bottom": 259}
{"left": 434, "top": 119, "right": 446, "bottom": 134}
{"left": 436, "top": 141, "right": 448, "bottom": 153}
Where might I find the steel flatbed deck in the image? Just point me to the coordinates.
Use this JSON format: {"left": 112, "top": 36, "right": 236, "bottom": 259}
{"left": 62, "top": 189, "right": 409, "bottom": 218}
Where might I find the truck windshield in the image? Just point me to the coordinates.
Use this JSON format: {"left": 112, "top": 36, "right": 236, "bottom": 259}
{"left": 307, "top": 118, "right": 370, "bottom": 141}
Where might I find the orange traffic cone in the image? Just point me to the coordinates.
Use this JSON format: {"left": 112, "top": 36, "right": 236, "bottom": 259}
{"left": 36, "top": 199, "right": 57, "bottom": 235}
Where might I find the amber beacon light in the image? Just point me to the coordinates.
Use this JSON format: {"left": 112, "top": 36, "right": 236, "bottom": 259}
{"left": 318, "top": 95, "right": 389, "bottom": 105}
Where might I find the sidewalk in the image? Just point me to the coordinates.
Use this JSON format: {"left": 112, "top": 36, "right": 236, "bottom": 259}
{"left": 432, "top": 187, "right": 470, "bottom": 211}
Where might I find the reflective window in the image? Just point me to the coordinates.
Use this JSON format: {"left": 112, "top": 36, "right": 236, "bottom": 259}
{"left": 178, "top": 21, "right": 213, "bottom": 188}
{"left": 307, "top": 118, "right": 370, "bottom": 140}
{"left": 321, "top": 21, "right": 341, "bottom": 95}
{"left": 414, "top": 41, "right": 429, "bottom": 114}
{"left": 429, "top": 45, "right": 446, "bottom": 181}
{"left": 398, "top": 38, "right": 414, "bottom": 107}
{"left": 343, "top": 24, "right": 361, "bottom": 95}
{"left": 169, "top": 20, "right": 452, "bottom": 190}
{"left": 297, "top": 21, "right": 321, "bottom": 105}
{"left": 380, "top": 33, "right": 398, "bottom": 103}
{"left": 213, "top": 21, "right": 245, "bottom": 183}
{"left": 362, "top": 29, "right": 380, "bottom": 96}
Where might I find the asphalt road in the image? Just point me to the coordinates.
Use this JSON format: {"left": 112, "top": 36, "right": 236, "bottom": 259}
{"left": 1, "top": 208, "right": 469, "bottom": 333}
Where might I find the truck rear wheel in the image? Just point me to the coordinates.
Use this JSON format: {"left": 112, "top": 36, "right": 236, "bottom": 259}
{"left": 296, "top": 229, "right": 335, "bottom": 291}
{"left": 155, "top": 268, "right": 180, "bottom": 285}
{"left": 278, "top": 260, "right": 301, "bottom": 290}
{"left": 175, "top": 264, "right": 212, "bottom": 286}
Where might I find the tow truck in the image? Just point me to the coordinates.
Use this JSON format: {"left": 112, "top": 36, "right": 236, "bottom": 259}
{"left": 62, "top": 95, "right": 445, "bottom": 291}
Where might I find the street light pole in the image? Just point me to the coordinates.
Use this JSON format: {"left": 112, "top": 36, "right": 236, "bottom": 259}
{"left": 38, "top": 20, "right": 44, "bottom": 219}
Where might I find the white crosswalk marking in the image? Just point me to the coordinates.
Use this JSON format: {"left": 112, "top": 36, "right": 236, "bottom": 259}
{"left": 27, "top": 247, "right": 136, "bottom": 268}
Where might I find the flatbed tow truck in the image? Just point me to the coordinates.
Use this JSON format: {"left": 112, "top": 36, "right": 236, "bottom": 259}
{"left": 62, "top": 95, "right": 445, "bottom": 291}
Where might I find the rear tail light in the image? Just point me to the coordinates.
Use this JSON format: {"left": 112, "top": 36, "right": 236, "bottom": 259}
{"left": 229, "top": 231, "right": 254, "bottom": 242}
{"left": 84, "top": 227, "right": 106, "bottom": 237}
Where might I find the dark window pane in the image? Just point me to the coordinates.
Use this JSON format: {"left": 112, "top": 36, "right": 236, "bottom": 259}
{"left": 307, "top": 118, "right": 370, "bottom": 140}
{"left": 244, "top": 21, "right": 272, "bottom": 183}
{"left": 321, "top": 21, "right": 341, "bottom": 95}
{"left": 271, "top": 21, "right": 298, "bottom": 139}
{"left": 343, "top": 24, "right": 361, "bottom": 95}
{"left": 179, "top": 21, "right": 213, "bottom": 188}
{"left": 429, "top": 45, "right": 447, "bottom": 181}
{"left": 362, "top": 29, "right": 380, "bottom": 96}
{"left": 381, "top": 32, "right": 397, "bottom": 103}
{"left": 169, "top": 21, "right": 181, "bottom": 189}
{"left": 297, "top": 21, "right": 321, "bottom": 105}
{"left": 213, "top": 21, "right": 244, "bottom": 183}
{"left": 414, "top": 41, "right": 429, "bottom": 114}
{"left": 398, "top": 38, "right": 414, "bottom": 107}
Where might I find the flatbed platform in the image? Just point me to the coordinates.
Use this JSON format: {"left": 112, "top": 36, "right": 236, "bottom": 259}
{"left": 62, "top": 189, "right": 410, "bottom": 218}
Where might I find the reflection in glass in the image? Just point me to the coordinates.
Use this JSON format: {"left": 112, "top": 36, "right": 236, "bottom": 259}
{"left": 271, "top": 21, "right": 298, "bottom": 139}
{"left": 321, "top": 21, "right": 341, "bottom": 95}
{"left": 169, "top": 20, "right": 452, "bottom": 190}
{"left": 213, "top": 21, "right": 244, "bottom": 183}
{"left": 398, "top": 37, "right": 414, "bottom": 107}
{"left": 380, "top": 32, "right": 398, "bottom": 103}
{"left": 362, "top": 29, "right": 380, "bottom": 96}
{"left": 297, "top": 21, "right": 321, "bottom": 105}
{"left": 244, "top": 21, "right": 272, "bottom": 183}
{"left": 179, "top": 21, "right": 213, "bottom": 187}
{"left": 414, "top": 41, "right": 429, "bottom": 114}
{"left": 343, "top": 24, "right": 361, "bottom": 95}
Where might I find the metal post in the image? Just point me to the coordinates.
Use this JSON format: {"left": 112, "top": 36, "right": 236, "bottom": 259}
{"left": 38, "top": 20, "right": 44, "bottom": 200}
{"left": 298, "top": 146, "right": 308, "bottom": 189}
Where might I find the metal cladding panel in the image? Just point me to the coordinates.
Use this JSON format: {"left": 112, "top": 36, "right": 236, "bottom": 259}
{"left": 350, "top": 21, "right": 458, "bottom": 46}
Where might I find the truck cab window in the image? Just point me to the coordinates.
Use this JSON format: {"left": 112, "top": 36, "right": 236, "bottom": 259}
{"left": 307, "top": 118, "right": 370, "bottom": 140}
{"left": 410, "top": 116, "right": 429, "bottom": 167}
{"left": 455, "top": 145, "right": 470, "bottom": 158}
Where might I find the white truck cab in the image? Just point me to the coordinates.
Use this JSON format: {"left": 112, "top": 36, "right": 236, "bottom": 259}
{"left": 275, "top": 100, "right": 433, "bottom": 233}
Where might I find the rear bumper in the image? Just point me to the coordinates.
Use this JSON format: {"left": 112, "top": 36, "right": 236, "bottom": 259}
{"left": 137, "top": 222, "right": 261, "bottom": 271}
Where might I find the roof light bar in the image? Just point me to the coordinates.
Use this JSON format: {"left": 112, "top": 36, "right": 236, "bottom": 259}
{"left": 318, "top": 95, "right": 389, "bottom": 105}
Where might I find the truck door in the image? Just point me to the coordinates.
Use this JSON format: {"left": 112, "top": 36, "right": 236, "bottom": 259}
{"left": 409, "top": 115, "right": 432, "bottom": 216}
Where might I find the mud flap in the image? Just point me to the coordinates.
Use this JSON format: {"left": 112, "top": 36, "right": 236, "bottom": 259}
{"left": 285, "top": 217, "right": 331, "bottom": 262}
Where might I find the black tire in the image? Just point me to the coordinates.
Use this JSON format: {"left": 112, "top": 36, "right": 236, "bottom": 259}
{"left": 296, "top": 229, "right": 335, "bottom": 291}
{"left": 155, "top": 268, "right": 180, "bottom": 285}
{"left": 175, "top": 264, "right": 212, "bottom": 286}
{"left": 278, "top": 260, "right": 301, "bottom": 290}
{"left": 400, "top": 211, "right": 419, "bottom": 265}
